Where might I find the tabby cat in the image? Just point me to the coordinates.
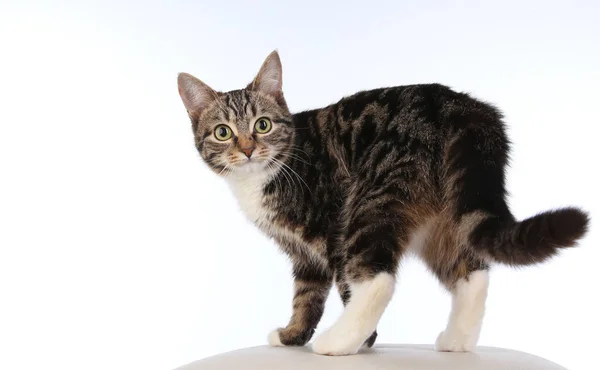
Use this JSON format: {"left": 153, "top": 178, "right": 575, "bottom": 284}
{"left": 177, "top": 50, "right": 589, "bottom": 356}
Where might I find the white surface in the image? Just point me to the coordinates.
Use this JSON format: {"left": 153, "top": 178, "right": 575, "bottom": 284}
{"left": 175, "top": 344, "right": 566, "bottom": 370}
{"left": 0, "top": 1, "right": 598, "bottom": 370}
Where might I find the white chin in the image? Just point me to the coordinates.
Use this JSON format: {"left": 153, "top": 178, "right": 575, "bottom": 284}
{"left": 234, "top": 160, "right": 268, "bottom": 174}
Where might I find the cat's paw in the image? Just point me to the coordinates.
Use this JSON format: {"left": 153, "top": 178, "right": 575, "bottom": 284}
{"left": 268, "top": 327, "right": 314, "bottom": 347}
{"left": 434, "top": 329, "right": 478, "bottom": 352}
{"left": 311, "top": 328, "right": 364, "bottom": 356}
{"left": 268, "top": 328, "right": 285, "bottom": 347}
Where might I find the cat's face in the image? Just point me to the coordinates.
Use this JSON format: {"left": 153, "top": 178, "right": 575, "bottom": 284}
{"left": 177, "top": 51, "right": 293, "bottom": 177}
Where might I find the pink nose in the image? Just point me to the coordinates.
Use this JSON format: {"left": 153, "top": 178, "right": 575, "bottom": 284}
{"left": 241, "top": 146, "right": 255, "bottom": 158}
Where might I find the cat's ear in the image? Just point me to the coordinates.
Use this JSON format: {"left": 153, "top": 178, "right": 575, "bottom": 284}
{"left": 177, "top": 73, "right": 218, "bottom": 120}
{"left": 248, "top": 50, "right": 283, "bottom": 101}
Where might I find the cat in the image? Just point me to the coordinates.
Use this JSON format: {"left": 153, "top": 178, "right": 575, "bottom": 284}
{"left": 176, "top": 50, "right": 589, "bottom": 356}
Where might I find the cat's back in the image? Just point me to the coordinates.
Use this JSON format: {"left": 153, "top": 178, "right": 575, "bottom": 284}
{"left": 295, "top": 83, "right": 497, "bottom": 130}
{"left": 290, "top": 82, "right": 506, "bottom": 184}
{"left": 336, "top": 83, "right": 493, "bottom": 119}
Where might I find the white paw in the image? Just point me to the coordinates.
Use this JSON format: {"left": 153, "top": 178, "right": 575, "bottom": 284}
{"left": 268, "top": 329, "right": 284, "bottom": 347}
{"left": 434, "top": 330, "right": 478, "bottom": 352}
{"left": 311, "top": 328, "right": 364, "bottom": 356}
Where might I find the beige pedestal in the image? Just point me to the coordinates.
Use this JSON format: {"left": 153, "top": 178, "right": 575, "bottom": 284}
{"left": 176, "top": 344, "right": 566, "bottom": 370}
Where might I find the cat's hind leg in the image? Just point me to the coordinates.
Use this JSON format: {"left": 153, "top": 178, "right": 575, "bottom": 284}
{"left": 419, "top": 213, "right": 491, "bottom": 352}
{"left": 423, "top": 121, "right": 512, "bottom": 352}
{"left": 435, "top": 268, "right": 489, "bottom": 352}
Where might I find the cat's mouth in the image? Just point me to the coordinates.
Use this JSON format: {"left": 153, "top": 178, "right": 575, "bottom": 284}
{"left": 229, "top": 157, "right": 270, "bottom": 173}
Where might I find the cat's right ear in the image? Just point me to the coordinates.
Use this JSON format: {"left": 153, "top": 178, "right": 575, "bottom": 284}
{"left": 247, "top": 50, "right": 287, "bottom": 108}
{"left": 177, "top": 73, "right": 217, "bottom": 120}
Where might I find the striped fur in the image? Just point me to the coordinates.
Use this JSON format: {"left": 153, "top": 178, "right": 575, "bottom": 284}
{"left": 177, "top": 51, "right": 589, "bottom": 354}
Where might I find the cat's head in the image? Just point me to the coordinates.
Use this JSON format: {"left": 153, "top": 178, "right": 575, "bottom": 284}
{"left": 177, "top": 51, "right": 293, "bottom": 177}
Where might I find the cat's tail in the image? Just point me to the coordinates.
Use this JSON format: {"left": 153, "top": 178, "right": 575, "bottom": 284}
{"left": 470, "top": 207, "right": 589, "bottom": 266}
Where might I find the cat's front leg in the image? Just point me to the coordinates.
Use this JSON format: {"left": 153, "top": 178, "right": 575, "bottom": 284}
{"left": 268, "top": 262, "right": 332, "bottom": 347}
{"left": 311, "top": 186, "right": 403, "bottom": 356}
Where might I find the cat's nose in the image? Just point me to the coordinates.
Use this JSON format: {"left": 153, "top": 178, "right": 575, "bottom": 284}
{"left": 240, "top": 146, "right": 255, "bottom": 158}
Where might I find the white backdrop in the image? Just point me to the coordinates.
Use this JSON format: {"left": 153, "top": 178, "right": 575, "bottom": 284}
{"left": 1, "top": 1, "right": 598, "bottom": 369}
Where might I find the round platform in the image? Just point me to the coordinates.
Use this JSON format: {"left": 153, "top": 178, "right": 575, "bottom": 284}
{"left": 175, "top": 344, "right": 566, "bottom": 370}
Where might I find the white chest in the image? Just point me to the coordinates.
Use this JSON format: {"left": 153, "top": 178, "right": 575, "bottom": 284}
{"left": 227, "top": 173, "right": 273, "bottom": 227}
{"left": 227, "top": 172, "right": 329, "bottom": 268}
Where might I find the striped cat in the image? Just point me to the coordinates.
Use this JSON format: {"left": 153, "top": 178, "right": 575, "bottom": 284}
{"left": 177, "top": 50, "right": 589, "bottom": 356}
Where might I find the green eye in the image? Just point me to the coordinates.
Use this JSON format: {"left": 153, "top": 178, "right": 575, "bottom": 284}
{"left": 214, "top": 125, "right": 232, "bottom": 141}
{"left": 254, "top": 117, "right": 272, "bottom": 134}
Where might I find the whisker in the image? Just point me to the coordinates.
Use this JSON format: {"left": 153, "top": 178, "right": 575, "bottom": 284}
{"left": 267, "top": 158, "right": 287, "bottom": 196}
{"left": 279, "top": 151, "right": 312, "bottom": 166}
{"left": 266, "top": 159, "right": 284, "bottom": 195}
{"left": 286, "top": 145, "right": 311, "bottom": 158}
{"left": 276, "top": 159, "right": 294, "bottom": 192}
{"left": 217, "top": 164, "right": 230, "bottom": 176}
{"left": 271, "top": 157, "right": 312, "bottom": 196}
{"left": 270, "top": 157, "right": 300, "bottom": 196}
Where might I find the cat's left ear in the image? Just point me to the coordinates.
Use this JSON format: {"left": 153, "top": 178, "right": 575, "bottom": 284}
{"left": 177, "top": 73, "right": 218, "bottom": 121}
{"left": 248, "top": 50, "right": 284, "bottom": 103}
